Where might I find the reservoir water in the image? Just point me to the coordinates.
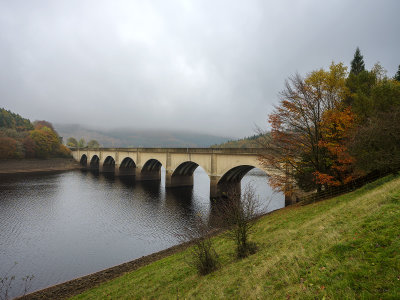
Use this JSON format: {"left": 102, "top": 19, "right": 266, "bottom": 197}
{"left": 0, "top": 168, "right": 284, "bottom": 298}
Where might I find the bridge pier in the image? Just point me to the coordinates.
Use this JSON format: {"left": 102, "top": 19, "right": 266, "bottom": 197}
{"left": 165, "top": 171, "right": 194, "bottom": 188}
{"left": 135, "top": 167, "right": 161, "bottom": 181}
{"left": 210, "top": 178, "right": 241, "bottom": 199}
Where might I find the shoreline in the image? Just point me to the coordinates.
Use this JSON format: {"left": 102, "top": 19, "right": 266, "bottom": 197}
{"left": 18, "top": 209, "right": 280, "bottom": 300}
{"left": 18, "top": 239, "right": 198, "bottom": 300}
{"left": 0, "top": 158, "right": 80, "bottom": 175}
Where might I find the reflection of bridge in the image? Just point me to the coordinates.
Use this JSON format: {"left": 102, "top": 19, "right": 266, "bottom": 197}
{"left": 71, "top": 148, "right": 293, "bottom": 204}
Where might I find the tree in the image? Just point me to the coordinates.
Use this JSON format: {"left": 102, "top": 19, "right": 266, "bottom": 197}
{"left": 260, "top": 62, "right": 351, "bottom": 193}
{"left": 87, "top": 139, "right": 100, "bottom": 148}
{"left": 22, "top": 136, "right": 36, "bottom": 158}
{"left": 78, "top": 138, "right": 86, "bottom": 148}
{"left": 33, "top": 120, "right": 57, "bottom": 133}
{"left": 395, "top": 65, "right": 400, "bottom": 82}
{"left": 349, "top": 107, "right": 400, "bottom": 173}
{"left": 315, "top": 106, "right": 357, "bottom": 186}
{"left": 66, "top": 137, "right": 78, "bottom": 148}
{"left": 0, "top": 108, "right": 33, "bottom": 131}
{"left": 350, "top": 47, "right": 365, "bottom": 75}
{"left": 29, "top": 127, "right": 59, "bottom": 158}
{"left": 215, "top": 184, "right": 260, "bottom": 258}
{"left": 0, "top": 137, "right": 17, "bottom": 159}
{"left": 179, "top": 214, "right": 219, "bottom": 275}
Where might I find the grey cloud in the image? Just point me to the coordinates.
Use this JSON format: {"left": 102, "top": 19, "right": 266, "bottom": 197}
{"left": 0, "top": 0, "right": 399, "bottom": 137}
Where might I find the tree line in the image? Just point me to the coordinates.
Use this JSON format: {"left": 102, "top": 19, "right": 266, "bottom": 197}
{"left": 260, "top": 48, "right": 400, "bottom": 194}
{"left": 66, "top": 137, "right": 100, "bottom": 148}
{"left": 0, "top": 108, "right": 71, "bottom": 159}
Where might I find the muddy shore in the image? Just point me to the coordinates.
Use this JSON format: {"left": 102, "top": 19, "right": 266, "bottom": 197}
{"left": 0, "top": 158, "right": 80, "bottom": 175}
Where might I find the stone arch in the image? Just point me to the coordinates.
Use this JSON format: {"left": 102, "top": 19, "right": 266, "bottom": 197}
{"left": 217, "top": 165, "right": 256, "bottom": 197}
{"left": 103, "top": 156, "right": 116, "bottom": 172}
{"left": 119, "top": 157, "right": 136, "bottom": 176}
{"left": 142, "top": 159, "right": 162, "bottom": 172}
{"left": 89, "top": 155, "right": 100, "bottom": 169}
{"left": 218, "top": 165, "right": 255, "bottom": 184}
{"left": 80, "top": 154, "right": 87, "bottom": 166}
{"left": 172, "top": 161, "right": 200, "bottom": 177}
{"left": 167, "top": 161, "right": 207, "bottom": 188}
{"left": 141, "top": 159, "right": 162, "bottom": 181}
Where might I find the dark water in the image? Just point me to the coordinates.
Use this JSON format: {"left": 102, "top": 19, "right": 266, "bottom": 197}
{"left": 0, "top": 168, "right": 283, "bottom": 298}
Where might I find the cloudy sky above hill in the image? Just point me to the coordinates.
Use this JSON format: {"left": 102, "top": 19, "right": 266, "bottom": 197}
{"left": 1, "top": 0, "right": 399, "bottom": 137}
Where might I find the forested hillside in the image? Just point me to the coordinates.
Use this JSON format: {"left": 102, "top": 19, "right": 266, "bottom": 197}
{"left": 0, "top": 108, "right": 71, "bottom": 159}
{"left": 211, "top": 133, "right": 268, "bottom": 148}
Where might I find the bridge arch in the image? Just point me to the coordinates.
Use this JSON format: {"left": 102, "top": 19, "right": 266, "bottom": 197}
{"left": 140, "top": 159, "right": 162, "bottom": 181}
{"left": 218, "top": 165, "right": 255, "bottom": 184}
{"left": 216, "top": 165, "right": 267, "bottom": 197}
{"left": 167, "top": 161, "right": 209, "bottom": 188}
{"left": 172, "top": 161, "right": 201, "bottom": 177}
{"left": 89, "top": 155, "right": 100, "bottom": 169}
{"left": 80, "top": 154, "right": 87, "bottom": 166}
{"left": 119, "top": 157, "right": 136, "bottom": 176}
{"left": 103, "top": 156, "right": 116, "bottom": 172}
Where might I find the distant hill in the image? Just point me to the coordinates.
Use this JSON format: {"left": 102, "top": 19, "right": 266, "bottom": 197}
{"left": 212, "top": 133, "right": 270, "bottom": 148}
{"left": 55, "top": 124, "right": 231, "bottom": 148}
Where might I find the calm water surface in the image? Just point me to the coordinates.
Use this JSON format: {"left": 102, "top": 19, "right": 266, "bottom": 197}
{"left": 0, "top": 168, "right": 283, "bottom": 298}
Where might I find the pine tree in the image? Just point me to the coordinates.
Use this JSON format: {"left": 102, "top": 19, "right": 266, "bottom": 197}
{"left": 350, "top": 47, "right": 365, "bottom": 75}
{"left": 395, "top": 65, "right": 400, "bottom": 82}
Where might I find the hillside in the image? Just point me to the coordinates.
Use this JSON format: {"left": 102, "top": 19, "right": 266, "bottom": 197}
{"left": 212, "top": 133, "right": 269, "bottom": 148}
{"left": 70, "top": 175, "right": 400, "bottom": 299}
{"left": 55, "top": 124, "right": 231, "bottom": 148}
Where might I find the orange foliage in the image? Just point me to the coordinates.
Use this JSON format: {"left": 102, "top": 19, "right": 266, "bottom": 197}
{"left": 316, "top": 106, "right": 357, "bottom": 186}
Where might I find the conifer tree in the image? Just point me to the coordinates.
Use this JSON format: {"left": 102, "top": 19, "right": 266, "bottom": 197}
{"left": 350, "top": 47, "right": 365, "bottom": 75}
{"left": 395, "top": 65, "right": 400, "bottom": 82}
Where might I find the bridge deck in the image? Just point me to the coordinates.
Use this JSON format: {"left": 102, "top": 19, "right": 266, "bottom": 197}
{"left": 70, "top": 147, "right": 264, "bottom": 154}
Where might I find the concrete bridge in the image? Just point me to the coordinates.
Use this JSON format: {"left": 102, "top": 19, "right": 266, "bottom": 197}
{"left": 71, "top": 147, "right": 294, "bottom": 205}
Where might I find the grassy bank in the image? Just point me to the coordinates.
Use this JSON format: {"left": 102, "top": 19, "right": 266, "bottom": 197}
{"left": 72, "top": 175, "right": 400, "bottom": 299}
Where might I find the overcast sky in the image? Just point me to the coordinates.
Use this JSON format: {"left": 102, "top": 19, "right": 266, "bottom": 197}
{"left": 0, "top": 0, "right": 399, "bottom": 137}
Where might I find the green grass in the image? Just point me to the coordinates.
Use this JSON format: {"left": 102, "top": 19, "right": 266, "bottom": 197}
{"left": 72, "top": 175, "right": 400, "bottom": 299}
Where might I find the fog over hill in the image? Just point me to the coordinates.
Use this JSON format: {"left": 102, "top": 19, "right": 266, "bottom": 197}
{"left": 55, "top": 124, "right": 231, "bottom": 148}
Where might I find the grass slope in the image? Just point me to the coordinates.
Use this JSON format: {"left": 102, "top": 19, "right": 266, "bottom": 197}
{"left": 73, "top": 175, "right": 400, "bottom": 299}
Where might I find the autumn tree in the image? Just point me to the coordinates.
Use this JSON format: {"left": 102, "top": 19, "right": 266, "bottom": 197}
{"left": 315, "top": 106, "right": 357, "bottom": 186}
{"left": 33, "top": 120, "right": 56, "bottom": 132}
{"left": 259, "top": 62, "right": 352, "bottom": 193}
{"left": 0, "top": 137, "right": 17, "bottom": 158}
{"left": 30, "top": 126, "right": 59, "bottom": 158}
{"left": 66, "top": 137, "right": 78, "bottom": 147}
{"left": 350, "top": 47, "right": 365, "bottom": 75}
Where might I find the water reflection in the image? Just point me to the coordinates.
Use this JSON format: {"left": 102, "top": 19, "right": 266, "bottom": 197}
{"left": 0, "top": 168, "right": 283, "bottom": 298}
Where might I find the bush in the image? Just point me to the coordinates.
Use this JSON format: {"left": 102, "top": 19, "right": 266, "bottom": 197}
{"left": 216, "top": 184, "right": 260, "bottom": 258}
{"left": 179, "top": 215, "right": 219, "bottom": 275}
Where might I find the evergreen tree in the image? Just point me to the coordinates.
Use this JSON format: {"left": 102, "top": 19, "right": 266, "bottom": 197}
{"left": 395, "top": 65, "right": 400, "bottom": 82}
{"left": 350, "top": 47, "right": 365, "bottom": 75}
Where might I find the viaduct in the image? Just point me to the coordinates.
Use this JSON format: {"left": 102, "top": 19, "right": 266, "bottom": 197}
{"left": 71, "top": 148, "right": 296, "bottom": 206}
